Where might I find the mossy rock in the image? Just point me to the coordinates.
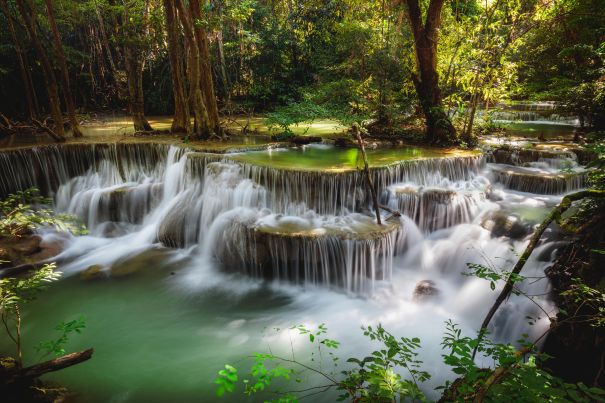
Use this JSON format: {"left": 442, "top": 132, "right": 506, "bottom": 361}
{"left": 80, "top": 264, "right": 106, "bottom": 281}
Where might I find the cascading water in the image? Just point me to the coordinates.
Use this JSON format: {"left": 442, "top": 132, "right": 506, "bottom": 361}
{"left": 0, "top": 141, "right": 583, "bottom": 402}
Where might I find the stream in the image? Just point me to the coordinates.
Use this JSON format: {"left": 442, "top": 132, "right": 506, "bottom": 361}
{"left": 0, "top": 112, "right": 588, "bottom": 402}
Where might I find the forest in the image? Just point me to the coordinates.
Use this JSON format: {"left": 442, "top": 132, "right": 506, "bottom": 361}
{"left": 0, "top": 0, "right": 605, "bottom": 402}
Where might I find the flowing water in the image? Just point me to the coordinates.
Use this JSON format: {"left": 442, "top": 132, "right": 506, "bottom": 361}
{"left": 0, "top": 139, "right": 587, "bottom": 402}
{"left": 479, "top": 101, "right": 580, "bottom": 139}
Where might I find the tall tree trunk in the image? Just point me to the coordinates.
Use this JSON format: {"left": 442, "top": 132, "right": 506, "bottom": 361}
{"left": 402, "top": 0, "right": 456, "bottom": 145}
{"left": 189, "top": 0, "right": 221, "bottom": 135}
{"left": 0, "top": 0, "right": 38, "bottom": 120}
{"left": 44, "top": 0, "right": 84, "bottom": 137}
{"left": 163, "top": 0, "right": 189, "bottom": 133}
{"left": 175, "top": 0, "right": 211, "bottom": 138}
{"left": 15, "top": 0, "right": 65, "bottom": 140}
{"left": 122, "top": 3, "right": 152, "bottom": 132}
{"left": 216, "top": 30, "right": 230, "bottom": 101}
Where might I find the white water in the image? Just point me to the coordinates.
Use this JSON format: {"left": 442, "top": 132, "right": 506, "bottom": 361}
{"left": 0, "top": 142, "right": 582, "bottom": 401}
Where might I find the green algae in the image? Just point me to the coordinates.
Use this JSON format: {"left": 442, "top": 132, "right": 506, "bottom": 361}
{"left": 228, "top": 144, "right": 479, "bottom": 172}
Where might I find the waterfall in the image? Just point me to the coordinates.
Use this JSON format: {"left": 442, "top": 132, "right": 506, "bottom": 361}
{"left": 1, "top": 140, "right": 586, "bottom": 400}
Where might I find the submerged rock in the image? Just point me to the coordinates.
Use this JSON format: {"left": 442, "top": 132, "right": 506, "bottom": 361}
{"left": 80, "top": 264, "right": 106, "bottom": 281}
{"left": 413, "top": 280, "right": 439, "bottom": 301}
{"left": 481, "top": 211, "right": 530, "bottom": 240}
{"left": 110, "top": 249, "right": 169, "bottom": 277}
{"left": 10, "top": 235, "right": 42, "bottom": 255}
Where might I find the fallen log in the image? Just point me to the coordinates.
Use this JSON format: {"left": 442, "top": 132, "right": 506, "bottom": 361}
{"left": 3, "top": 349, "right": 93, "bottom": 384}
{"left": 32, "top": 118, "right": 65, "bottom": 142}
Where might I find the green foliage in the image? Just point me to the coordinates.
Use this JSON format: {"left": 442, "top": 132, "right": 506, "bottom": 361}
{"left": 0, "top": 189, "right": 88, "bottom": 366}
{"left": 36, "top": 316, "right": 87, "bottom": 357}
{"left": 265, "top": 101, "right": 331, "bottom": 139}
{"left": 439, "top": 320, "right": 605, "bottom": 402}
{"left": 464, "top": 262, "right": 525, "bottom": 292}
{"left": 0, "top": 188, "right": 87, "bottom": 238}
{"left": 0, "top": 263, "right": 61, "bottom": 311}
{"left": 586, "top": 131, "right": 605, "bottom": 188}
{"left": 561, "top": 278, "right": 605, "bottom": 328}
{"left": 339, "top": 325, "right": 429, "bottom": 402}
{"left": 0, "top": 263, "right": 61, "bottom": 364}
{"left": 215, "top": 318, "right": 605, "bottom": 402}
{"left": 214, "top": 364, "right": 238, "bottom": 397}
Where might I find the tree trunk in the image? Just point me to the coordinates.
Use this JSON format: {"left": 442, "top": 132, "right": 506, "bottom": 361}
{"left": 217, "top": 30, "right": 230, "bottom": 100}
{"left": 122, "top": 3, "right": 152, "bottom": 132}
{"left": 175, "top": 0, "right": 211, "bottom": 138}
{"left": 163, "top": 0, "right": 189, "bottom": 133}
{"left": 0, "top": 0, "right": 38, "bottom": 121}
{"left": 402, "top": 0, "right": 456, "bottom": 145}
{"left": 44, "top": 0, "right": 83, "bottom": 137}
{"left": 189, "top": 0, "right": 221, "bottom": 136}
{"left": 15, "top": 0, "right": 65, "bottom": 140}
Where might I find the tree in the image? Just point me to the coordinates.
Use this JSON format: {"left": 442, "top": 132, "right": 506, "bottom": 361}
{"left": 43, "top": 0, "right": 84, "bottom": 137}
{"left": 175, "top": 0, "right": 211, "bottom": 137}
{"left": 190, "top": 0, "right": 221, "bottom": 135}
{"left": 400, "top": 0, "right": 456, "bottom": 145}
{"left": 0, "top": 0, "right": 39, "bottom": 121}
{"left": 15, "top": 0, "right": 66, "bottom": 141}
{"left": 122, "top": 0, "right": 153, "bottom": 132}
{"left": 163, "top": 0, "right": 190, "bottom": 133}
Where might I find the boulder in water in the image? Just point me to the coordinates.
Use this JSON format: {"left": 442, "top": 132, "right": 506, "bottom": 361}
{"left": 413, "top": 280, "right": 439, "bottom": 301}
{"left": 110, "top": 249, "right": 169, "bottom": 277}
{"left": 481, "top": 211, "right": 529, "bottom": 240}
{"left": 10, "top": 235, "right": 42, "bottom": 255}
{"left": 80, "top": 264, "right": 106, "bottom": 281}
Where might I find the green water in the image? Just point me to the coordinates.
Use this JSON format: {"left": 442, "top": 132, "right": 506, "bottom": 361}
{"left": 2, "top": 253, "right": 302, "bottom": 403}
{"left": 229, "top": 144, "right": 475, "bottom": 171}
{"left": 502, "top": 122, "right": 577, "bottom": 139}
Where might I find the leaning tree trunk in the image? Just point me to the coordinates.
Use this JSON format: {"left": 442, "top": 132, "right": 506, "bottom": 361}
{"left": 15, "top": 0, "right": 65, "bottom": 140}
{"left": 0, "top": 0, "right": 38, "bottom": 121}
{"left": 163, "top": 0, "right": 189, "bottom": 133}
{"left": 402, "top": 0, "right": 456, "bottom": 145}
{"left": 44, "top": 0, "right": 83, "bottom": 137}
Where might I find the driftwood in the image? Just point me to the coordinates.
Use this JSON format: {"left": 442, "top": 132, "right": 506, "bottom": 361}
{"left": 0, "top": 114, "right": 65, "bottom": 143}
{"left": 3, "top": 349, "right": 93, "bottom": 384}
{"left": 472, "top": 189, "right": 605, "bottom": 359}
{"left": 352, "top": 124, "right": 382, "bottom": 225}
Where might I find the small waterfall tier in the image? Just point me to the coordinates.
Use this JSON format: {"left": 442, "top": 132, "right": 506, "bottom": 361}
{"left": 186, "top": 149, "right": 485, "bottom": 215}
{"left": 0, "top": 143, "right": 171, "bottom": 197}
{"left": 214, "top": 212, "right": 405, "bottom": 294}
{"left": 489, "top": 163, "right": 587, "bottom": 194}
{"left": 382, "top": 182, "right": 489, "bottom": 232}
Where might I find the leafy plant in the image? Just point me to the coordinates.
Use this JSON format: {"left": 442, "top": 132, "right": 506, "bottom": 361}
{"left": 0, "top": 263, "right": 61, "bottom": 367}
{"left": 0, "top": 188, "right": 87, "bottom": 239}
{"left": 35, "top": 316, "right": 87, "bottom": 358}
